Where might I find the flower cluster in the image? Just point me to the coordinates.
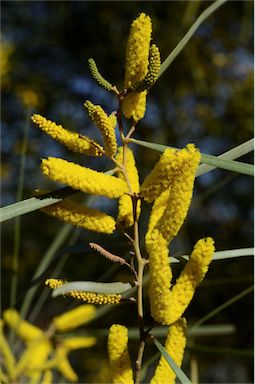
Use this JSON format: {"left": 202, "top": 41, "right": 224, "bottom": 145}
{"left": 1, "top": 306, "right": 96, "bottom": 383}
{"left": 28, "top": 12, "right": 215, "bottom": 384}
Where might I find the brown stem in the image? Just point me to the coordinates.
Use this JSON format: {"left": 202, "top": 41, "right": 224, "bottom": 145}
{"left": 115, "top": 100, "right": 146, "bottom": 384}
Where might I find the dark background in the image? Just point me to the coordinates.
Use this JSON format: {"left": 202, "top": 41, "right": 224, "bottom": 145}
{"left": 1, "top": 1, "right": 253, "bottom": 383}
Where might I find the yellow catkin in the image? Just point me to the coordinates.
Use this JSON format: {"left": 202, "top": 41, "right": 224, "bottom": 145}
{"left": 115, "top": 147, "right": 140, "bottom": 227}
{"left": 145, "top": 188, "right": 170, "bottom": 243}
{"left": 108, "top": 324, "right": 134, "bottom": 384}
{"left": 15, "top": 340, "right": 52, "bottom": 380}
{"left": 134, "top": 44, "right": 161, "bottom": 91}
{"left": 151, "top": 318, "right": 187, "bottom": 384}
{"left": 41, "top": 157, "right": 128, "bottom": 199}
{"left": 147, "top": 230, "right": 173, "bottom": 325}
{"left": 41, "top": 370, "right": 53, "bottom": 384}
{"left": 3, "top": 309, "right": 44, "bottom": 343}
{"left": 68, "top": 291, "right": 122, "bottom": 305}
{"left": 54, "top": 347, "right": 78, "bottom": 382}
{"left": 0, "top": 321, "right": 16, "bottom": 379}
{"left": 61, "top": 337, "right": 96, "bottom": 351}
{"left": 148, "top": 234, "right": 215, "bottom": 325}
{"left": 84, "top": 101, "right": 117, "bottom": 157}
{"left": 141, "top": 144, "right": 200, "bottom": 203}
{"left": 45, "top": 278, "right": 64, "bottom": 289}
{"left": 45, "top": 279, "right": 122, "bottom": 305}
{"left": 165, "top": 237, "right": 215, "bottom": 324}
{"left": 122, "top": 90, "right": 147, "bottom": 121}
{"left": 53, "top": 304, "right": 96, "bottom": 332}
{"left": 155, "top": 144, "right": 201, "bottom": 243}
{"left": 140, "top": 148, "right": 177, "bottom": 203}
{"left": 42, "top": 199, "right": 116, "bottom": 234}
{"left": 31, "top": 114, "right": 103, "bottom": 156}
{"left": 124, "top": 13, "right": 152, "bottom": 89}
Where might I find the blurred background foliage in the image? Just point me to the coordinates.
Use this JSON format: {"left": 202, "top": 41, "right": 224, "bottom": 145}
{"left": 1, "top": 1, "right": 253, "bottom": 383}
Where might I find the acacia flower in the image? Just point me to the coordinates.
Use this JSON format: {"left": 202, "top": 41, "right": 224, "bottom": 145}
{"left": 134, "top": 44, "right": 161, "bottom": 92}
{"left": 148, "top": 233, "right": 215, "bottom": 325}
{"left": 41, "top": 370, "right": 53, "bottom": 384}
{"left": 31, "top": 114, "right": 103, "bottom": 156}
{"left": 145, "top": 188, "right": 170, "bottom": 243}
{"left": 124, "top": 13, "right": 152, "bottom": 89}
{"left": 84, "top": 100, "right": 117, "bottom": 157}
{"left": 3, "top": 309, "right": 44, "bottom": 343}
{"left": 52, "top": 304, "right": 96, "bottom": 332}
{"left": 15, "top": 339, "right": 52, "bottom": 382}
{"left": 0, "top": 320, "right": 16, "bottom": 379}
{"left": 108, "top": 324, "right": 134, "bottom": 384}
{"left": 41, "top": 157, "right": 128, "bottom": 199}
{"left": 45, "top": 279, "right": 122, "bottom": 305}
{"left": 154, "top": 144, "right": 201, "bottom": 243}
{"left": 42, "top": 198, "right": 116, "bottom": 234}
{"left": 122, "top": 90, "right": 147, "bottom": 121}
{"left": 48, "top": 345, "right": 78, "bottom": 382}
{"left": 61, "top": 337, "right": 96, "bottom": 351}
{"left": 151, "top": 318, "right": 187, "bottom": 384}
{"left": 141, "top": 144, "right": 200, "bottom": 204}
{"left": 115, "top": 146, "right": 140, "bottom": 227}
{"left": 45, "top": 337, "right": 97, "bottom": 382}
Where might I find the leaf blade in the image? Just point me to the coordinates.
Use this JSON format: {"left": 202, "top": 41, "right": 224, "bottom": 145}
{"left": 153, "top": 337, "right": 192, "bottom": 384}
{"left": 51, "top": 281, "right": 132, "bottom": 297}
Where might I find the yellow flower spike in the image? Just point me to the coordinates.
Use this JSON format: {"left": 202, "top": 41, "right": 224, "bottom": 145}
{"left": 147, "top": 230, "right": 173, "bottom": 325}
{"left": 53, "top": 304, "right": 96, "bottom": 332}
{"left": 41, "top": 157, "right": 128, "bottom": 199}
{"left": 3, "top": 309, "right": 44, "bottom": 343}
{"left": 0, "top": 320, "right": 16, "bottom": 379}
{"left": 54, "top": 346, "right": 78, "bottom": 382}
{"left": 115, "top": 147, "right": 140, "bottom": 227}
{"left": 148, "top": 234, "right": 215, "bottom": 325}
{"left": 140, "top": 148, "right": 177, "bottom": 203}
{"left": 41, "top": 369, "right": 53, "bottom": 384}
{"left": 151, "top": 318, "right": 187, "bottom": 384}
{"left": 124, "top": 13, "right": 152, "bottom": 89}
{"left": 45, "top": 279, "right": 122, "bottom": 305}
{"left": 108, "top": 324, "right": 134, "bottom": 384}
{"left": 42, "top": 199, "right": 116, "bottom": 234}
{"left": 134, "top": 44, "right": 161, "bottom": 92}
{"left": 0, "top": 370, "right": 8, "bottom": 384}
{"left": 15, "top": 340, "right": 52, "bottom": 380}
{"left": 108, "top": 113, "right": 117, "bottom": 129}
{"left": 141, "top": 144, "right": 200, "bottom": 204}
{"left": 164, "top": 237, "right": 215, "bottom": 324}
{"left": 61, "top": 336, "right": 96, "bottom": 351}
{"left": 122, "top": 90, "right": 147, "bottom": 121}
{"left": 45, "top": 278, "right": 64, "bottom": 289}
{"left": 155, "top": 144, "right": 201, "bottom": 243}
{"left": 68, "top": 291, "right": 122, "bottom": 305}
{"left": 31, "top": 114, "right": 103, "bottom": 156}
{"left": 145, "top": 188, "right": 170, "bottom": 244}
{"left": 84, "top": 100, "right": 117, "bottom": 157}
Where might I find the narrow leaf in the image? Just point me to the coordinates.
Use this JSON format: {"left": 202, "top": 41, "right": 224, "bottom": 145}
{"left": 0, "top": 187, "right": 77, "bottom": 223}
{"left": 158, "top": 0, "right": 228, "bottom": 78}
{"left": 153, "top": 337, "right": 192, "bottom": 384}
{"left": 189, "top": 285, "right": 254, "bottom": 330}
{"left": 52, "top": 281, "right": 132, "bottom": 297}
{"left": 169, "top": 247, "right": 254, "bottom": 263}
{"left": 130, "top": 138, "right": 254, "bottom": 176}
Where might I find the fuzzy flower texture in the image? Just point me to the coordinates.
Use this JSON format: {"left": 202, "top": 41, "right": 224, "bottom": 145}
{"left": 1, "top": 307, "right": 97, "bottom": 383}
{"left": 29, "top": 12, "right": 215, "bottom": 384}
